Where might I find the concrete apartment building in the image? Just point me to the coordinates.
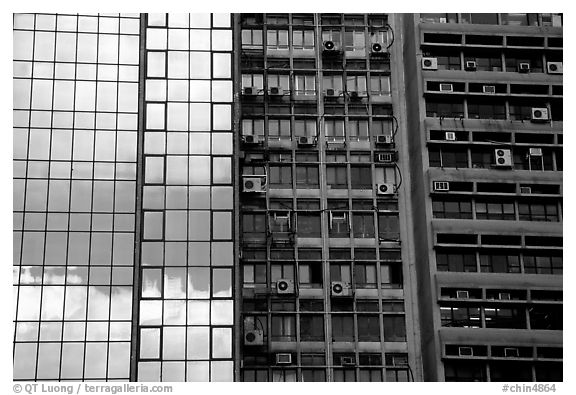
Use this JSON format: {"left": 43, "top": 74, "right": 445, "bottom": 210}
{"left": 12, "top": 13, "right": 562, "bottom": 382}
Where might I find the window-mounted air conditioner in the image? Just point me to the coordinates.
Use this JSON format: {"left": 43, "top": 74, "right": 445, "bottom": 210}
{"left": 392, "top": 356, "right": 408, "bottom": 366}
{"left": 276, "top": 353, "right": 293, "bottom": 364}
{"left": 465, "top": 61, "right": 477, "bottom": 71}
{"left": 242, "top": 135, "right": 261, "bottom": 145}
{"left": 331, "top": 281, "right": 352, "bottom": 297}
{"left": 445, "top": 132, "right": 456, "bottom": 141}
{"left": 422, "top": 57, "right": 438, "bottom": 70}
{"left": 340, "top": 356, "right": 356, "bottom": 366}
{"left": 297, "top": 136, "right": 316, "bottom": 147}
{"left": 520, "top": 186, "right": 532, "bottom": 194}
{"left": 531, "top": 108, "right": 549, "bottom": 122}
{"left": 325, "top": 88, "right": 338, "bottom": 97}
{"left": 504, "top": 348, "right": 519, "bottom": 358}
{"left": 243, "top": 86, "right": 258, "bottom": 96}
{"left": 376, "top": 153, "right": 396, "bottom": 163}
{"left": 376, "top": 135, "right": 393, "bottom": 145}
{"left": 547, "top": 62, "right": 563, "bottom": 74}
{"left": 456, "top": 290, "right": 469, "bottom": 299}
{"left": 376, "top": 183, "right": 395, "bottom": 195}
{"left": 499, "top": 292, "right": 511, "bottom": 301}
{"left": 518, "top": 62, "right": 531, "bottom": 73}
{"left": 244, "top": 329, "right": 264, "bottom": 346}
{"left": 276, "top": 279, "right": 295, "bottom": 295}
{"left": 458, "top": 346, "right": 474, "bottom": 357}
{"left": 269, "top": 86, "right": 284, "bottom": 96}
{"left": 483, "top": 85, "right": 496, "bottom": 94}
{"left": 529, "top": 148, "right": 543, "bottom": 157}
{"left": 242, "top": 176, "right": 265, "bottom": 192}
{"left": 494, "top": 149, "right": 513, "bottom": 167}
{"left": 439, "top": 83, "right": 453, "bottom": 92}
{"left": 433, "top": 181, "right": 450, "bottom": 192}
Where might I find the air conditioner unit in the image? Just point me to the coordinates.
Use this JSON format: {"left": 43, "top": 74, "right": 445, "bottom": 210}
{"left": 518, "top": 62, "right": 531, "bottom": 73}
{"left": 465, "top": 61, "right": 477, "bottom": 71}
{"left": 244, "top": 329, "right": 264, "bottom": 346}
{"left": 529, "top": 147, "right": 543, "bottom": 157}
{"left": 391, "top": 356, "right": 408, "bottom": 366}
{"left": 371, "top": 42, "right": 384, "bottom": 54}
{"left": 340, "top": 356, "right": 356, "bottom": 366}
{"left": 499, "top": 292, "right": 511, "bottom": 301}
{"left": 376, "top": 183, "right": 395, "bottom": 195}
{"left": 458, "top": 346, "right": 474, "bottom": 357}
{"left": 325, "top": 88, "right": 338, "bottom": 97}
{"left": 547, "top": 62, "right": 563, "bottom": 74}
{"left": 433, "top": 181, "right": 450, "bottom": 192}
{"left": 376, "top": 153, "right": 395, "bottom": 163}
{"left": 242, "top": 135, "right": 261, "bottom": 145}
{"left": 456, "top": 290, "right": 469, "bottom": 299}
{"left": 531, "top": 107, "right": 549, "bottom": 122}
{"left": 323, "top": 40, "right": 337, "bottom": 52}
{"left": 422, "top": 57, "right": 438, "bottom": 70}
{"left": 243, "top": 177, "right": 265, "bottom": 192}
{"left": 445, "top": 132, "right": 456, "bottom": 141}
{"left": 520, "top": 186, "right": 532, "bottom": 194}
{"left": 483, "top": 85, "right": 496, "bottom": 94}
{"left": 297, "top": 136, "right": 315, "bottom": 147}
{"left": 276, "top": 279, "right": 295, "bottom": 295}
{"left": 504, "top": 348, "right": 519, "bottom": 358}
{"left": 439, "top": 83, "right": 453, "bottom": 92}
{"left": 243, "top": 86, "right": 258, "bottom": 96}
{"left": 494, "top": 149, "right": 513, "bottom": 167}
{"left": 276, "top": 353, "right": 292, "bottom": 365}
{"left": 331, "top": 281, "right": 352, "bottom": 297}
{"left": 269, "top": 87, "right": 284, "bottom": 96}
{"left": 376, "top": 135, "right": 393, "bottom": 145}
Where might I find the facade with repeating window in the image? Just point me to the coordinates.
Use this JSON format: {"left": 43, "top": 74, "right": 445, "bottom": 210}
{"left": 401, "top": 13, "right": 563, "bottom": 382}
{"left": 13, "top": 12, "right": 561, "bottom": 382}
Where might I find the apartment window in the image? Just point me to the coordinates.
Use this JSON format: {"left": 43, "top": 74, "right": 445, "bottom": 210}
{"left": 271, "top": 369, "right": 297, "bottom": 382}
{"left": 267, "top": 74, "right": 290, "bottom": 91}
{"left": 346, "top": 75, "right": 367, "bottom": 94}
{"left": 433, "top": 50, "right": 461, "bottom": 70}
{"left": 369, "top": 75, "right": 391, "bottom": 96}
{"left": 294, "top": 75, "right": 316, "bottom": 95}
{"left": 266, "top": 14, "right": 289, "bottom": 24}
{"left": 480, "top": 253, "right": 521, "bottom": 273}
{"left": 352, "top": 213, "right": 375, "bottom": 238}
{"left": 378, "top": 214, "right": 400, "bottom": 240}
{"left": 325, "top": 119, "right": 345, "bottom": 140}
{"left": 468, "top": 100, "right": 506, "bottom": 120}
{"left": 332, "top": 315, "right": 355, "bottom": 341}
{"left": 242, "top": 119, "right": 265, "bottom": 137}
{"left": 268, "top": 119, "right": 291, "bottom": 140}
{"left": 294, "top": 119, "right": 317, "bottom": 137}
{"left": 529, "top": 305, "right": 562, "bottom": 330}
{"left": 444, "top": 361, "right": 486, "bottom": 382}
{"left": 243, "top": 263, "right": 267, "bottom": 285}
{"left": 501, "top": 13, "right": 539, "bottom": 26}
{"left": 344, "top": 29, "right": 365, "bottom": 52}
{"left": 334, "top": 369, "right": 356, "bottom": 382}
{"left": 518, "top": 202, "right": 559, "bottom": 222}
{"left": 357, "top": 315, "right": 380, "bottom": 341}
{"left": 296, "top": 165, "right": 319, "bottom": 188}
{"left": 326, "top": 166, "right": 347, "bottom": 189}
{"left": 380, "top": 262, "right": 403, "bottom": 288}
{"left": 301, "top": 369, "right": 326, "bottom": 382}
{"left": 420, "top": 13, "right": 458, "bottom": 23}
{"left": 436, "top": 251, "right": 477, "bottom": 272}
{"left": 350, "top": 166, "right": 372, "bottom": 189}
{"left": 298, "top": 263, "right": 323, "bottom": 287}
{"left": 292, "top": 30, "right": 314, "bottom": 49}
{"left": 524, "top": 254, "right": 562, "bottom": 274}
{"left": 465, "top": 51, "right": 502, "bottom": 72}
{"left": 471, "top": 149, "right": 494, "bottom": 169}
{"left": 358, "top": 369, "right": 383, "bottom": 382}
{"left": 271, "top": 315, "right": 296, "bottom": 341}
{"left": 321, "top": 29, "right": 342, "bottom": 48}
{"left": 354, "top": 263, "right": 377, "bottom": 288}
{"left": 330, "top": 263, "right": 352, "bottom": 283}
{"left": 267, "top": 29, "right": 289, "bottom": 49}
{"left": 242, "top": 29, "right": 263, "bottom": 48}
{"left": 440, "top": 306, "right": 481, "bottom": 328}
{"left": 505, "top": 53, "right": 543, "bottom": 73}
{"left": 461, "top": 13, "right": 499, "bottom": 25}
{"left": 269, "top": 211, "right": 291, "bottom": 233}
{"left": 541, "top": 13, "right": 563, "bottom": 27}
{"left": 271, "top": 263, "right": 295, "bottom": 283}
{"left": 432, "top": 199, "right": 473, "bottom": 219}
{"left": 426, "top": 99, "right": 464, "bottom": 118}
{"left": 242, "top": 213, "right": 266, "bottom": 238}
{"left": 269, "top": 165, "right": 292, "bottom": 189}
{"left": 484, "top": 307, "right": 526, "bottom": 329}
{"left": 348, "top": 119, "right": 369, "bottom": 140}
{"left": 300, "top": 315, "right": 324, "bottom": 341}
{"left": 297, "top": 213, "right": 321, "bottom": 238}
{"left": 383, "top": 315, "right": 406, "bottom": 341}
{"left": 475, "top": 201, "right": 515, "bottom": 220}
